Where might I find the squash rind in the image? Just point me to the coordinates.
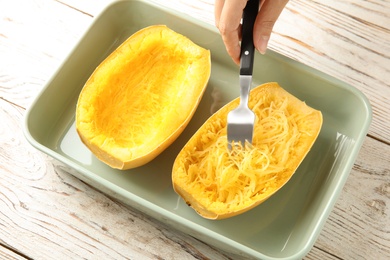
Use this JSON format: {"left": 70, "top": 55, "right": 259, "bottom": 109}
{"left": 172, "top": 82, "right": 323, "bottom": 219}
{"left": 76, "top": 25, "right": 211, "bottom": 170}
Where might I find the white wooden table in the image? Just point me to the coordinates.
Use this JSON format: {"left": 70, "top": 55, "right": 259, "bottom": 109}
{"left": 0, "top": 0, "right": 389, "bottom": 259}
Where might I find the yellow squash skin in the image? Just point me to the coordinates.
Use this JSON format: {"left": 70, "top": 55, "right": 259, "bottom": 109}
{"left": 172, "top": 83, "right": 323, "bottom": 219}
{"left": 76, "top": 25, "right": 211, "bottom": 170}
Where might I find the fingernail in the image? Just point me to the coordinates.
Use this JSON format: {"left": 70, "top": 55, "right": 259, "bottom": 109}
{"left": 257, "top": 36, "right": 269, "bottom": 55}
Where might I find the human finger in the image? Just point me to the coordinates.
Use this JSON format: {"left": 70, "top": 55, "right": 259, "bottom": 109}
{"left": 214, "top": 0, "right": 224, "bottom": 28}
{"left": 253, "top": 0, "right": 289, "bottom": 54}
{"left": 215, "top": 0, "right": 247, "bottom": 64}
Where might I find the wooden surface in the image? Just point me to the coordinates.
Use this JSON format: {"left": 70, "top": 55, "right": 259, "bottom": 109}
{"left": 1, "top": 0, "right": 389, "bottom": 259}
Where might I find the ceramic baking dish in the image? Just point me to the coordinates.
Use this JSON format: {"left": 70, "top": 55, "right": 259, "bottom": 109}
{"left": 24, "top": 1, "right": 372, "bottom": 259}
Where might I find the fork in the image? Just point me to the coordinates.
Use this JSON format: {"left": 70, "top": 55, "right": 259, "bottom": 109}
{"left": 227, "top": 0, "right": 260, "bottom": 149}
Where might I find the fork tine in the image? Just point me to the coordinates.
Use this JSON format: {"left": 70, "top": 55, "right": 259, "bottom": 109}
{"left": 227, "top": 75, "right": 256, "bottom": 149}
{"left": 227, "top": 111, "right": 255, "bottom": 150}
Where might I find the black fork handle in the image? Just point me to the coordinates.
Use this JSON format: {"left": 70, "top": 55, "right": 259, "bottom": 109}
{"left": 240, "top": 0, "right": 260, "bottom": 76}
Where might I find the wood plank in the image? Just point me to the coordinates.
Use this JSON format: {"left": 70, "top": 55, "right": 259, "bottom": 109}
{"left": 310, "top": 136, "right": 390, "bottom": 259}
{"left": 0, "top": 0, "right": 389, "bottom": 259}
{"left": 148, "top": 0, "right": 390, "bottom": 144}
{"left": 55, "top": 0, "right": 215, "bottom": 24}
{"left": 153, "top": 0, "right": 390, "bottom": 144}
{"left": 4, "top": 94, "right": 389, "bottom": 259}
{"left": 0, "top": 245, "right": 28, "bottom": 260}
{"left": 3, "top": 0, "right": 389, "bottom": 144}
{"left": 0, "top": 0, "right": 92, "bottom": 108}
{"left": 305, "top": 246, "right": 341, "bottom": 260}
{"left": 0, "top": 99, "right": 231, "bottom": 259}
{"left": 270, "top": 0, "right": 390, "bottom": 143}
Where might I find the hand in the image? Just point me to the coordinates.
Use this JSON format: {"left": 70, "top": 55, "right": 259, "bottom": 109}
{"left": 215, "top": 0, "right": 289, "bottom": 64}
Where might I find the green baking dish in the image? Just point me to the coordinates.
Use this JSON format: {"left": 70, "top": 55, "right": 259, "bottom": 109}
{"left": 24, "top": 0, "right": 372, "bottom": 259}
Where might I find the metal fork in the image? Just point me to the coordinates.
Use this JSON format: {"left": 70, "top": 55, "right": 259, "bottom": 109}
{"left": 227, "top": 0, "right": 260, "bottom": 149}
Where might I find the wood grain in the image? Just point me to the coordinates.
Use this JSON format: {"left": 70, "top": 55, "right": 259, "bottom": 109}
{"left": 0, "top": 0, "right": 91, "bottom": 108}
{"left": 0, "top": 245, "right": 28, "bottom": 260}
{"left": 270, "top": 0, "right": 390, "bottom": 144}
{"left": 313, "top": 137, "right": 390, "bottom": 259}
{"left": 0, "top": 99, "right": 231, "bottom": 259}
{"left": 0, "top": 0, "right": 389, "bottom": 259}
{"left": 151, "top": 0, "right": 390, "bottom": 144}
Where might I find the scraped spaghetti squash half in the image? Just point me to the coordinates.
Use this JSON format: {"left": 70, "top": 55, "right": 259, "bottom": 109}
{"left": 76, "top": 25, "right": 211, "bottom": 170}
{"left": 172, "top": 83, "right": 322, "bottom": 219}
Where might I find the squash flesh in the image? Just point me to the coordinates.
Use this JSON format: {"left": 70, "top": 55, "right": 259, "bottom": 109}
{"left": 76, "top": 25, "right": 211, "bottom": 169}
{"left": 172, "top": 83, "right": 323, "bottom": 219}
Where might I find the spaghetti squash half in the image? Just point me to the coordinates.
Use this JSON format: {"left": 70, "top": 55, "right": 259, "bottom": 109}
{"left": 76, "top": 25, "right": 211, "bottom": 170}
{"left": 172, "top": 82, "right": 322, "bottom": 219}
